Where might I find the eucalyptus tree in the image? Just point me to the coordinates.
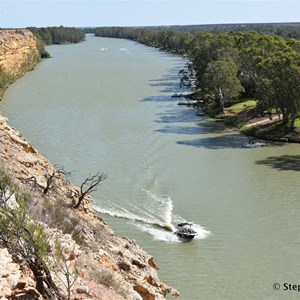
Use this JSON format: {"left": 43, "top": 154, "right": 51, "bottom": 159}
{"left": 202, "top": 59, "right": 244, "bottom": 113}
{"left": 237, "top": 33, "right": 300, "bottom": 129}
{"left": 191, "top": 33, "right": 238, "bottom": 86}
{"left": 237, "top": 33, "right": 291, "bottom": 95}
{"left": 256, "top": 49, "right": 300, "bottom": 129}
{"left": 287, "top": 38, "right": 300, "bottom": 52}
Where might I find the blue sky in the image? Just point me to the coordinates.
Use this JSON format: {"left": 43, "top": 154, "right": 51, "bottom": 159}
{"left": 1, "top": 1, "right": 300, "bottom": 28}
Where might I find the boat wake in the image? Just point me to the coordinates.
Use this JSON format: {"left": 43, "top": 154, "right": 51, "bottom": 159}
{"left": 93, "top": 189, "right": 210, "bottom": 242}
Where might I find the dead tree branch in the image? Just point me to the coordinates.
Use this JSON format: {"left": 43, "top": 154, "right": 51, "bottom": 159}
{"left": 43, "top": 166, "right": 72, "bottom": 195}
{"left": 73, "top": 172, "right": 107, "bottom": 209}
{"left": 19, "top": 166, "right": 72, "bottom": 195}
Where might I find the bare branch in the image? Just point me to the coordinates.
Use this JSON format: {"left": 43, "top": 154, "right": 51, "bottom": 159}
{"left": 50, "top": 240, "right": 79, "bottom": 300}
{"left": 73, "top": 172, "right": 107, "bottom": 209}
{"left": 19, "top": 165, "right": 72, "bottom": 196}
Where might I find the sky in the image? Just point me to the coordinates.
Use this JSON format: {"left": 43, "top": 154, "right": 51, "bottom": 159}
{"left": 1, "top": 0, "right": 300, "bottom": 28}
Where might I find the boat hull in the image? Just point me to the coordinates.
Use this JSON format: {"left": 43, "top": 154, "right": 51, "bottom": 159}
{"left": 175, "top": 222, "right": 197, "bottom": 239}
{"left": 175, "top": 232, "right": 196, "bottom": 239}
{"left": 242, "top": 142, "right": 266, "bottom": 148}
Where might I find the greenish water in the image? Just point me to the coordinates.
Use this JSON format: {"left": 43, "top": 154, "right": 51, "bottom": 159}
{"left": 2, "top": 35, "right": 300, "bottom": 299}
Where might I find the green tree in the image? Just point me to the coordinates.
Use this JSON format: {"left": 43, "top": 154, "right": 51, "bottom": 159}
{"left": 0, "top": 67, "right": 14, "bottom": 98}
{"left": 202, "top": 59, "right": 244, "bottom": 112}
{"left": 256, "top": 50, "right": 300, "bottom": 129}
{"left": 0, "top": 169, "right": 62, "bottom": 299}
{"left": 191, "top": 33, "right": 238, "bottom": 85}
{"left": 238, "top": 33, "right": 291, "bottom": 97}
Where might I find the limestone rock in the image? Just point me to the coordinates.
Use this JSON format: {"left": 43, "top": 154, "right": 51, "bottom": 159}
{"left": 0, "top": 248, "right": 42, "bottom": 299}
{"left": 0, "top": 29, "right": 40, "bottom": 76}
{"left": 76, "top": 285, "right": 90, "bottom": 294}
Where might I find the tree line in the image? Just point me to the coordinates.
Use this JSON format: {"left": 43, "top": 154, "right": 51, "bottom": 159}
{"left": 95, "top": 27, "right": 300, "bottom": 131}
{"left": 29, "top": 26, "right": 85, "bottom": 45}
{"left": 142, "top": 23, "right": 300, "bottom": 39}
{"left": 28, "top": 26, "right": 85, "bottom": 58}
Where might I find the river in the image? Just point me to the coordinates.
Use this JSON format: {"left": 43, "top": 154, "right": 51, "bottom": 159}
{"left": 1, "top": 35, "right": 300, "bottom": 299}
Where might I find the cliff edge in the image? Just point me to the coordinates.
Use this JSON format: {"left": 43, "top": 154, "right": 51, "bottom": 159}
{"left": 0, "top": 29, "right": 40, "bottom": 76}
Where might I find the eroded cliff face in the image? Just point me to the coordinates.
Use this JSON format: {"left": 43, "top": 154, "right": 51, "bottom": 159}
{"left": 0, "top": 30, "right": 179, "bottom": 299}
{"left": 0, "top": 29, "right": 40, "bottom": 76}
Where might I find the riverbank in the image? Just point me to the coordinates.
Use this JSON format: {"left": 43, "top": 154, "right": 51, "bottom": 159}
{"left": 224, "top": 101, "right": 300, "bottom": 143}
{"left": 182, "top": 91, "right": 300, "bottom": 143}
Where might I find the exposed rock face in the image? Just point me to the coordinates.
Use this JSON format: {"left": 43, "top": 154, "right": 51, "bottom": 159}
{"left": 0, "top": 29, "right": 40, "bottom": 75}
{"left": 0, "top": 247, "right": 42, "bottom": 299}
{"left": 0, "top": 111, "right": 179, "bottom": 300}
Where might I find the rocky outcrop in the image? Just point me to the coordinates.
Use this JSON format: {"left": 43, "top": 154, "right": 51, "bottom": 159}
{"left": 0, "top": 247, "right": 41, "bottom": 299}
{"left": 0, "top": 114, "right": 179, "bottom": 299}
{"left": 0, "top": 29, "right": 40, "bottom": 76}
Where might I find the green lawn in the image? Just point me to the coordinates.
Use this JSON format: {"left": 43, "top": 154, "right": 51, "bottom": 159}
{"left": 221, "top": 99, "right": 300, "bottom": 140}
{"left": 294, "top": 119, "right": 300, "bottom": 132}
{"left": 225, "top": 99, "right": 257, "bottom": 115}
{"left": 219, "top": 99, "right": 257, "bottom": 128}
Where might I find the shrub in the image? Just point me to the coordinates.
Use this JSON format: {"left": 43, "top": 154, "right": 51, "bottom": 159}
{"left": 0, "top": 168, "right": 62, "bottom": 299}
{"left": 0, "top": 67, "right": 14, "bottom": 98}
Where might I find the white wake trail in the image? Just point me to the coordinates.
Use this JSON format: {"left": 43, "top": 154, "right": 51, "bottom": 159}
{"left": 94, "top": 190, "right": 210, "bottom": 242}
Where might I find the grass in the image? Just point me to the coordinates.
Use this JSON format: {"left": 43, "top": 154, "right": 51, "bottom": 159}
{"left": 219, "top": 99, "right": 257, "bottom": 128}
{"left": 202, "top": 98, "right": 300, "bottom": 142}
{"left": 30, "top": 198, "right": 85, "bottom": 246}
{"left": 224, "top": 99, "right": 257, "bottom": 115}
{"left": 240, "top": 119, "right": 298, "bottom": 141}
{"left": 293, "top": 119, "right": 300, "bottom": 132}
{"left": 240, "top": 122, "right": 279, "bottom": 137}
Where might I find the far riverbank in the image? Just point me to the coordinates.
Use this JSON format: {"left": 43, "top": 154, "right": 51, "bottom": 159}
{"left": 178, "top": 88, "right": 300, "bottom": 144}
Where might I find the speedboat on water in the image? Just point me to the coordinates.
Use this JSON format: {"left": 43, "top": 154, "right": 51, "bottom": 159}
{"left": 242, "top": 138, "right": 266, "bottom": 148}
{"left": 175, "top": 222, "right": 197, "bottom": 239}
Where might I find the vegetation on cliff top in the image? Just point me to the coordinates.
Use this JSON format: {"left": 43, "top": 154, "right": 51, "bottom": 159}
{"left": 0, "top": 168, "right": 63, "bottom": 298}
{"left": 0, "top": 67, "right": 14, "bottom": 98}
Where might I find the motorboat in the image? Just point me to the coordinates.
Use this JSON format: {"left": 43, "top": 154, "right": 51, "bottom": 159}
{"left": 242, "top": 138, "right": 266, "bottom": 148}
{"left": 175, "top": 222, "right": 197, "bottom": 239}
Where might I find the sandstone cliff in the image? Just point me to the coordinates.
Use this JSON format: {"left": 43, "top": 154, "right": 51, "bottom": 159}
{"left": 0, "top": 29, "right": 40, "bottom": 76}
{"left": 0, "top": 30, "right": 179, "bottom": 299}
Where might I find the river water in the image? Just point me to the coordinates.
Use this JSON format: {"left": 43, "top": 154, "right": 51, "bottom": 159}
{"left": 1, "top": 35, "right": 300, "bottom": 299}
